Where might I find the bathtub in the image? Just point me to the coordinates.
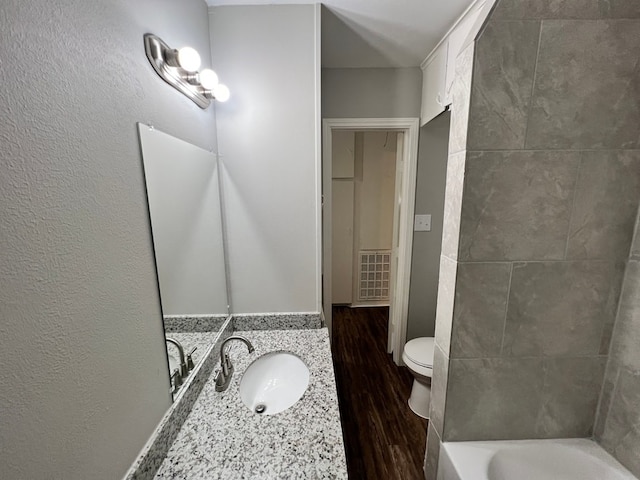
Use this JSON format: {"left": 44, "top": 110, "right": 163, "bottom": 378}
{"left": 438, "top": 438, "right": 637, "bottom": 480}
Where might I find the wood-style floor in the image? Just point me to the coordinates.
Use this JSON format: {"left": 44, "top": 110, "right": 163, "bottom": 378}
{"left": 332, "top": 306, "right": 428, "bottom": 480}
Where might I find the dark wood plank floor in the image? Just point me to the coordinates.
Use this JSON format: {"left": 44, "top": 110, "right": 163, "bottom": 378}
{"left": 332, "top": 306, "right": 428, "bottom": 480}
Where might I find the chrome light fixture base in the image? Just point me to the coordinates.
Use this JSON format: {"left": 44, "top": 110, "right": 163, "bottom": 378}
{"left": 144, "top": 33, "right": 211, "bottom": 109}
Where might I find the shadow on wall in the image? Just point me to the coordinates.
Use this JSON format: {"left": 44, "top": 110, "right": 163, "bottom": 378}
{"left": 322, "top": 5, "right": 424, "bottom": 68}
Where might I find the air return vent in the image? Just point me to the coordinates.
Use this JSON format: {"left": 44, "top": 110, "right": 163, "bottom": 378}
{"left": 358, "top": 250, "right": 391, "bottom": 301}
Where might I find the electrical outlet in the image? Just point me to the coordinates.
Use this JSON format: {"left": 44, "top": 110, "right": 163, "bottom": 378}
{"left": 414, "top": 214, "right": 431, "bottom": 232}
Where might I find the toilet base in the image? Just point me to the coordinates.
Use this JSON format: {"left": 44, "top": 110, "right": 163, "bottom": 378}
{"left": 408, "top": 378, "right": 431, "bottom": 419}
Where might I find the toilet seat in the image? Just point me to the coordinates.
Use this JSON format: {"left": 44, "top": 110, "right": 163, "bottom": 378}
{"left": 404, "top": 337, "right": 434, "bottom": 368}
{"left": 403, "top": 337, "right": 435, "bottom": 418}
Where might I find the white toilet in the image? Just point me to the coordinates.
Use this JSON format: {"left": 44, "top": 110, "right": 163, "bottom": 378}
{"left": 402, "top": 337, "right": 435, "bottom": 419}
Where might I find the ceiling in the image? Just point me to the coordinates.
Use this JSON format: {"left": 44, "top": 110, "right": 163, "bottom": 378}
{"left": 205, "top": 0, "right": 476, "bottom": 68}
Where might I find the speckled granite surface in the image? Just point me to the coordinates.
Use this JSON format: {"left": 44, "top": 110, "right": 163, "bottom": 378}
{"left": 164, "top": 314, "right": 229, "bottom": 333}
{"left": 233, "top": 312, "right": 322, "bottom": 331}
{"left": 154, "top": 328, "right": 347, "bottom": 479}
{"left": 124, "top": 319, "right": 233, "bottom": 480}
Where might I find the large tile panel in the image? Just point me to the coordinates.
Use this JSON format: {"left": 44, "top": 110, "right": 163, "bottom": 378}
{"left": 450, "top": 262, "right": 511, "bottom": 358}
{"left": 567, "top": 150, "right": 640, "bottom": 260}
{"left": 448, "top": 44, "right": 475, "bottom": 155}
{"left": 441, "top": 151, "right": 466, "bottom": 261}
{"left": 430, "top": 344, "right": 450, "bottom": 436}
{"left": 599, "top": 1, "right": 640, "bottom": 19}
{"left": 467, "top": 20, "right": 540, "bottom": 150}
{"left": 526, "top": 20, "right": 640, "bottom": 149}
{"left": 443, "top": 357, "right": 544, "bottom": 440}
{"left": 567, "top": 151, "right": 640, "bottom": 261}
{"left": 434, "top": 256, "right": 458, "bottom": 357}
{"left": 458, "top": 151, "right": 579, "bottom": 261}
{"left": 485, "top": 0, "right": 640, "bottom": 20}
{"left": 424, "top": 423, "right": 441, "bottom": 480}
{"left": 490, "top": 0, "right": 640, "bottom": 19}
{"left": 599, "top": 366, "right": 640, "bottom": 477}
{"left": 503, "top": 261, "right": 623, "bottom": 357}
{"left": 444, "top": 355, "right": 607, "bottom": 441}
{"left": 594, "top": 358, "right": 620, "bottom": 439}
{"left": 537, "top": 356, "right": 607, "bottom": 437}
{"left": 608, "top": 260, "right": 640, "bottom": 371}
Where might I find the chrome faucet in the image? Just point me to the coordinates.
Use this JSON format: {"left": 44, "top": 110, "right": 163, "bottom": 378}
{"left": 215, "top": 335, "right": 255, "bottom": 392}
{"left": 166, "top": 338, "right": 188, "bottom": 377}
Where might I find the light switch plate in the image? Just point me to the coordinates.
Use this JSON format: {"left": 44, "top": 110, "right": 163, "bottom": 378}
{"left": 414, "top": 214, "right": 432, "bottom": 232}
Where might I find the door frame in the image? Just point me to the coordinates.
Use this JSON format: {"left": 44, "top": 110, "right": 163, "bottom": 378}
{"left": 322, "top": 117, "right": 420, "bottom": 364}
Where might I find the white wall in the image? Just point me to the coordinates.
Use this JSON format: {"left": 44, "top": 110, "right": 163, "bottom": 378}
{"left": 139, "top": 126, "right": 227, "bottom": 315}
{"left": 407, "top": 112, "right": 450, "bottom": 340}
{"left": 358, "top": 132, "right": 397, "bottom": 251}
{"left": 322, "top": 68, "right": 422, "bottom": 118}
{"left": 209, "top": 5, "right": 321, "bottom": 314}
{"left": 331, "top": 131, "right": 356, "bottom": 304}
{"left": 0, "top": 1, "right": 215, "bottom": 478}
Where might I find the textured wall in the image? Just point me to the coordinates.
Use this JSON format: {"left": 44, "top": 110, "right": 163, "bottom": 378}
{"left": 595, "top": 210, "right": 640, "bottom": 477}
{"left": 322, "top": 67, "right": 422, "bottom": 119}
{"left": 0, "top": 1, "right": 215, "bottom": 478}
{"left": 209, "top": 5, "right": 321, "bottom": 314}
{"left": 426, "top": 0, "right": 640, "bottom": 477}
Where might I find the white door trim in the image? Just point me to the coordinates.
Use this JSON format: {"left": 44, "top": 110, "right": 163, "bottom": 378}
{"left": 322, "top": 117, "right": 420, "bottom": 364}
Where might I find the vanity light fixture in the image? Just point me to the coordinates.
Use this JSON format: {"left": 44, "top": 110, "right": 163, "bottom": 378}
{"left": 199, "top": 69, "right": 219, "bottom": 90}
{"left": 144, "top": 33, "right": 230, "bottom": 109}
{"left": 211, "top": 84, "right": 230, "bottom": 102}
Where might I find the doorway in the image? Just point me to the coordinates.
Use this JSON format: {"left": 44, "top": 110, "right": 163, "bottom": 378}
{"left": 332, "top": 130, "right": 398, "bottom": 308}
{"left": 322, "top": 118, "right": 419, "bottom": 364}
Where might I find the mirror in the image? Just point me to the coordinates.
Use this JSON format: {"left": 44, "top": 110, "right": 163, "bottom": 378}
{"left": 137, "top": 124, "right": 229, "bottom": 399}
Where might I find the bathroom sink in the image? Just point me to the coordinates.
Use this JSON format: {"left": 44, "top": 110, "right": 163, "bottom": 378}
{"left": 239, "top": 352, "right": 309, "bottom": 415}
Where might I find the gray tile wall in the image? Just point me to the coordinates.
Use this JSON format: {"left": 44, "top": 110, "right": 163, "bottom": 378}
{"left": 425, "top": 0, "right": 640, "bottom": 476}
{"left": 595, "top": 213, "right": 640, "bottom": 477}
{"left": 426, "top": 42, "right": 475, "bottom": 478}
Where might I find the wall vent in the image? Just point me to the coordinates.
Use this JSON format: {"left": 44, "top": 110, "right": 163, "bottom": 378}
{"left": 358, "top": 250, "right": 391, "bottom": 301}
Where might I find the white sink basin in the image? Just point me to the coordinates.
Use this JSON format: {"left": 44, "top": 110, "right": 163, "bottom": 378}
{"left": 239, "top": 352, "right": 310, "bottom": 415}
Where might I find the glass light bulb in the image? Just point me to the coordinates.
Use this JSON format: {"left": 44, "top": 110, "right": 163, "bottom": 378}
{"left": 177, "top": 47, "right": 201, "bottom": 72}
{"left": 213, "top": 83, "right": 230, "bottom": 102}
{"left": 199, "top": 69, "right": 219, "bottom": 90}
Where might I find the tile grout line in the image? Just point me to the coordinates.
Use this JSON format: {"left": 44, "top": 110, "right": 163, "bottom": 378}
{"left": 592, "top": 253, "right": 637, "bottom": 438}
{"left": 499, "top": 262, "right": 514, "bottom": 356}
{"left": 521, "top": 19, "right": 544, "bottom": 149}
{"left": 450, "top": 353, "right": 611, "bottom": 361}
{"left": 563, "top": 155, "right": 583, "bottom": 260}
{"left": 456, "top": 258, "right": 617, "bottom": 265}
{"left": 466, "top": 148, "right": 640, "bottom": 153}
{"left": 594, "top": 363, "right": 621, "bottom": 441}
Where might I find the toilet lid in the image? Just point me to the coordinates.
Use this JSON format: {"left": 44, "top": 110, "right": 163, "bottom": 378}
{"left": 404, "top": 337, "right": 435, "bottom": 368}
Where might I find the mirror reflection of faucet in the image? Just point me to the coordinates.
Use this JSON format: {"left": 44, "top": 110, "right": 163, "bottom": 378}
{"left": 166, "top": 338, "right": 198, "bottom": 394}
{"left": 215, "top": 336, "right": 255, "bottom": 392}
{"left": 170, "top": 368, "right": 183, "bottom": 394}
{"left": 186, "top": 346, "right": 197, "bottom": 371}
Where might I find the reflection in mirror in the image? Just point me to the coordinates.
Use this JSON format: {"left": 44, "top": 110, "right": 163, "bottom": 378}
{"left": 137, "top": 124, "right": 229, "bottom": 400}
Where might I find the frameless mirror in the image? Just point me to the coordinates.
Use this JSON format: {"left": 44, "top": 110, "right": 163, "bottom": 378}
{"left": 137, "top": 124, "right": 229, "bottom": 400}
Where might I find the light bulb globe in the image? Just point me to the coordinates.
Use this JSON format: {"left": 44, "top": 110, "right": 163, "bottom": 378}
{"left": 177, "top": 47, "right": 201, "bottom": 72}
{"left": 199, "top": 69, "right": 219, "bottom": 90}
{"left": 213, "top": 84, "right": 230, "bottom": 102}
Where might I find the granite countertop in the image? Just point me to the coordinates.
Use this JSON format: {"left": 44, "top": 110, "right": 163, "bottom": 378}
{"left": 155, "top": 328, "right": 348, "bottom": 479}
